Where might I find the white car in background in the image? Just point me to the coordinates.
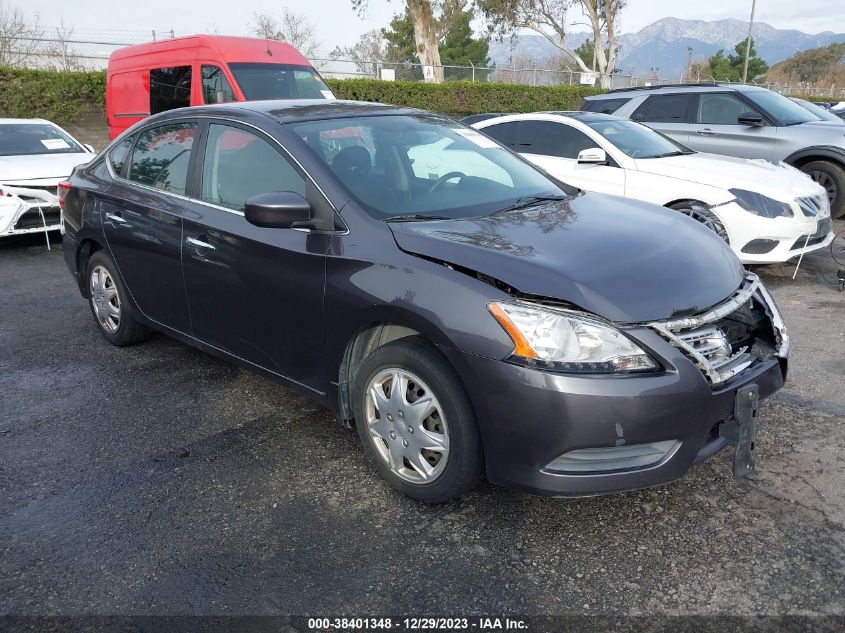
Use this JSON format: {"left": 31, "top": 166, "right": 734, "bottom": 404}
{"left": 0, "top": 118, "right": 95, "bottom": 244}
{"left": 472, "top": 112, "right": 833, "bottom": 265}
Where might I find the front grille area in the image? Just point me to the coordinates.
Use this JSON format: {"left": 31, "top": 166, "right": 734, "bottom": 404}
{"left": 14, "top": 206, "right": 61, "bottom": 230}
{"left": 648, "top": 274, "right": 787, "bottom": 385}
{"left": 796, "top": 193, "right": 829, "bottom": 218}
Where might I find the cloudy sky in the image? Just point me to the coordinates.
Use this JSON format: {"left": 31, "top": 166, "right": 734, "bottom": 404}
{"left": 22, "top": 0, "right": 845, "bottom": 54}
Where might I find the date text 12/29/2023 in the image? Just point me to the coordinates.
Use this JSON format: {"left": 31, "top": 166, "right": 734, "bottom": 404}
{"left": 305, "top": 617, "right": 528, "bottom": 631}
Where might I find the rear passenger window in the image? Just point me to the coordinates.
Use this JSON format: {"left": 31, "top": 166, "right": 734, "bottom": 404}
{"left": 108, "top": 136, "right": 134, "bottom": 176}
{"left": 127, "top": 123, "right": 197, "bottom": 195}
{"left": 201, "top": 65, "right": 235, "bottom": 104}
{"left": 201, "top": 124, "right": 306, "bottom": 211}
{"left": 581, "top": 98, "right": 631, "bottom": 114}
{"left": 515, "top": 121, "right": 594, "bottom": 159}
{"left": 481, "top": 121, "right": 519, "bottom": 149}
{"left": 632, "top": 94, "right": 690, "bottom": 122}
{"left": 150, "top": 66, "right": 192, "bottom": 115}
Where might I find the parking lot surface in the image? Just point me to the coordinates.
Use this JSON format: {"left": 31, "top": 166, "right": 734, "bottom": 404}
{"left": 1, "top": 229, "right": 844, "bottom": 616}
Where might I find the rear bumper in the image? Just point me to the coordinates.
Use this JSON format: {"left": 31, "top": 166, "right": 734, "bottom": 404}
{"left": 438, "top": 328, "right": 786, "bottom": 497}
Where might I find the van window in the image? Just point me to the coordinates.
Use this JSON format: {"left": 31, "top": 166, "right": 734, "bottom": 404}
{"left": 228, "top": 63, "right": 332, "bottom": 100}
{"left": 127, "top": 123, "right": 197, "bottom": 195}
{"left": 201, "top": 124, "right": 306, "bottom": 211}
{"left": 201, "top": 65, "right": 235, "bottom": 104}
{"left": 150, "top": 66, "right": 192, "bottom": 115}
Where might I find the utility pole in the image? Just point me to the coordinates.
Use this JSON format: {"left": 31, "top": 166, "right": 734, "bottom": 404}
{"left": 742, "top": 0, "right": 757, "bottom": 83}
{"left": 686, "top": 47, "right": 693, "bottom": 82}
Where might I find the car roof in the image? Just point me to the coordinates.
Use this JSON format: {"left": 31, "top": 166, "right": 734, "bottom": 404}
{"left": 142, "top": 99, "right": 431, "bottom": 125}
{"left": 586, "top": 83, "right": 770, "bottom": 99}
{"left": 473, "top": 111, "right": 618, "bottom": 124}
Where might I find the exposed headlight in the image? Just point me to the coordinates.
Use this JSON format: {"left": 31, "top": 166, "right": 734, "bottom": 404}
{"left": 729, "top": 188, "right": 793, "bottom": 218}
{"left": 488, "top": 302, "right": 658, "bottom": 374}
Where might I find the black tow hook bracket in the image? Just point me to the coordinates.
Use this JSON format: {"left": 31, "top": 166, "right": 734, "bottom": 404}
{"left": 720, "top": 384, "right": 759, "bottom": 478}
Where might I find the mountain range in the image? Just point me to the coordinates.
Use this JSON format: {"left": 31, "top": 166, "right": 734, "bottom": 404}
{"left": 488, "top": 17, "right": 845, "bottom": 79}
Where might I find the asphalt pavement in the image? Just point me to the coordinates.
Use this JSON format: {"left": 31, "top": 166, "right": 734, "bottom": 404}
{"left": 1, "top": 228, "right": 844, "bottom": 618}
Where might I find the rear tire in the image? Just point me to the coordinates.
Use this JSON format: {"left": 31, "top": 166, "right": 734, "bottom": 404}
{"left": 86, "top": 250, "right": 150, "bottom": 346}
{"left": 800, "top": 160, "right": 845, "bottom": 219}
{"left": 669, "top": 201, "right": 729, "bottom": 243}
{"left": 352, "top": 337, "right": 483, "bottom": 503}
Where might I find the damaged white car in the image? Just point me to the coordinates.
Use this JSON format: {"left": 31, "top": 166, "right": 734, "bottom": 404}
{"left": 0, "top": 119, "right": 95, "bottom": 246}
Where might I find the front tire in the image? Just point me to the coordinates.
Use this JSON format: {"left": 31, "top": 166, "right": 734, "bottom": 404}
{"left": 800, "top": 160, "right": 845, "bottom": 219}
{"left": 669, "top": 201, "right": 729, "bottom": 243}
{"left": 352, "top": 338, "right": 483, "bottom": 503}
{"left": 86, "top": 250, "right": 149, "bottom": 346}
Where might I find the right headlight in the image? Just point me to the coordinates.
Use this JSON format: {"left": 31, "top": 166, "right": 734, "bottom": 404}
{"left": 488, "top": 302, "right": 658, "bottom": 374}
{"left": 728, "top": 188, "right": 794, "bottom": 218}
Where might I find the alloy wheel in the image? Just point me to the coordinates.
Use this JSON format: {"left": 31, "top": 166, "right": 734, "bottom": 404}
{"left": 364, "top": 368, "right": 449, "bottom": 484}
{"left": 90, "top": 264, "right": 121, "bottom": 334}
{"left": 678, "top": 205, "right": 730, "bottom": 243}
{"left": 809, "top": 170, "right": 836, "bottom": 205}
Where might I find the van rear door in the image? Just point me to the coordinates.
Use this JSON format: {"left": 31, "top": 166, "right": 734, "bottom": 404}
{"left": 107, "top": 70, "right": 150, "bottom": 139}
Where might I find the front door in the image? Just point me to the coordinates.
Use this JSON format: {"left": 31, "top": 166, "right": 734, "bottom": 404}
{"left": 687, "top": 92, "right": 777, "bottom": 159}
{"left": 181, "top": 122, "right": 330, "bottom": 391}
{"left": 101, "top": 122, "right": 197, "bottom": 332}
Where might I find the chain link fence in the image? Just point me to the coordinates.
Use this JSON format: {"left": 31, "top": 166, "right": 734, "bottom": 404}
{"left": 1, "top": 36, "right": 841, "bottom": 97}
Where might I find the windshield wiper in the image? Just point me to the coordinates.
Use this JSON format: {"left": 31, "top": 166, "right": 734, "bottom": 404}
{"left": 383, "top": 213, "right": 451, "bottom": 223}
{"left": 647, "top": 151, "right": 689, "bottom": 158}
{"left": 496, "top": 195, "right": 569, "bottom": 214}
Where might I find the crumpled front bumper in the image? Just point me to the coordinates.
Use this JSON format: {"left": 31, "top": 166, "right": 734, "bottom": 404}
{"left": 0, "top": 184, "right": 62, "bottom": 237}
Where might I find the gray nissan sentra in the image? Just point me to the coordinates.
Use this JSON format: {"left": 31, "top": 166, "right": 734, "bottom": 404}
{"left": 60, "top": 100, "right": 788, "bottom": 503}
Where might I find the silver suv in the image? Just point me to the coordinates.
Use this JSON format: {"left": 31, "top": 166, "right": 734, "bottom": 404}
{"left": 582, "top": 84, "right": 845, "bottom": 218}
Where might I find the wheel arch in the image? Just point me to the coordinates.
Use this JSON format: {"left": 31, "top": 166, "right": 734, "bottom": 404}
{"left": 76, "top": 237, "right": 105, "bottom": 297}
{"left": 783, "top": 146, "right": 845, "bottom": 170}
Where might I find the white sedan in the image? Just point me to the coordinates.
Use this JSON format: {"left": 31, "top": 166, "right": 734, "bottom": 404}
{"left": 0, "top": 118, "right": 95, "bottom": 245}
{"left": 472, "top": 112, "right": 833, "bottom": 265}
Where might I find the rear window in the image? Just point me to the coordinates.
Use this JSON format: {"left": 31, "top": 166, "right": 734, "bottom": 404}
{"left": 632, "top": 94, "right": 692, "bottom": 123}
{"left": 581, "top": 97, "right": 631, "bottom": 114}
{"left": 228, "top": 63, "right": 333, "bottom": 101}
{"left": 0, "top": 123, "right": 85, "bottom": 156}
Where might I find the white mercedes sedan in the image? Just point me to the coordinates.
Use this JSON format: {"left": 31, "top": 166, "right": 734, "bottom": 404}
{"left": 472, "top": 112, "right": 833, "bottom": 265}
{"left": 0, "top": 118, "right": 95, "bottom": 244}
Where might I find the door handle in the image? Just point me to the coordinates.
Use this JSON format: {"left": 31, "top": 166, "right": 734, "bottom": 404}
{"left": 105, "top": 212, "right": 126, "bottom": 224}
{"left": 186, "top": 236, "right": 215, "bottom": 251}
{"left": 696, "top": 128, "right": 716, "bottom": 136}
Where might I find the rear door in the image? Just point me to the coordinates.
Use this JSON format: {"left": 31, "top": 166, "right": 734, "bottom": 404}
{"left": 101, "top": 121, "right": 197, "bottom": 332}
{"left": 630, "top": 93, "right": 693, "bottom": 144}
{"left": 688, "top": 92, "right": 777, "bottom": 159}
{"left": 180, "top": 121, "right": 331, "bottom": 390}
{"left": 507, "top": 120, "right": 625, "bottom": 196}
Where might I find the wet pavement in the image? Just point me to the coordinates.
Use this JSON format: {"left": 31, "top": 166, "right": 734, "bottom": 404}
{"left": 1, "top": 229, "right": 843, "bottom": 616}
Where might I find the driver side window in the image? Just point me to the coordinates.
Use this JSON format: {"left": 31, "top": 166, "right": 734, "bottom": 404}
{"left": 697, "top": 93, "right": 758, "bottom": 125}
{"left": 127, "top": 123, "right": 197, "bottom": 195}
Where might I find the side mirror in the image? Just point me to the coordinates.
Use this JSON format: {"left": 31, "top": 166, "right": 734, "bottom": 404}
{"left": 737, "top": 112, "right": 764, "bottom": 127}
{"left": 83, "top": 144, "right": 95, "bottom": 153}
{"left": 577, "top": 147, "right": 608, "bottom": 165}
{"left": 244, "top": 191, "right": 312, "bottom": 229}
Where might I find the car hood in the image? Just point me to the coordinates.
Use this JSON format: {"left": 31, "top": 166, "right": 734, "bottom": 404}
{"left": 0, "top": 152, "right": 93, "bottom": 183}
{"left": 388, "top": 193, "right": 744, "bottom": 323}
{"left": 632, "top": 153, "right": 821, "bottom": 201}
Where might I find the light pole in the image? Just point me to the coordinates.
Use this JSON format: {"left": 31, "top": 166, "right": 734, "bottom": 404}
{"left": 742, "top": 0, "right": 757, "bottom": 83}
{"left": 686, "top": 47, "right": 693, "bottom": 82}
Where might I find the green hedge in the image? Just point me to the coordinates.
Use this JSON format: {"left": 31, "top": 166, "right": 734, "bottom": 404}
{"left": 0, "top": 67, "right": 105, "bottom": 124}
{"left": 0, "top": 68, "right": 601, "bottom": 124}
{"left": 326, "top": 78, "right": 603, "bottom": 116}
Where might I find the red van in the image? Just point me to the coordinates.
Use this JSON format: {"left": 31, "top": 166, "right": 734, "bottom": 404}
{"left": 106, "top": 34, "right": 335, "bottom": 139}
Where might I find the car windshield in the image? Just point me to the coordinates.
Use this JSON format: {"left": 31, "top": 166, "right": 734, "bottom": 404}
{"left": 0, "top": 123, "right": 85, "bottom": 156}
{"left": 745, "top": 90, "right": 818, "bottom": 125}
{"left": 791, "top": 98, "right": 842, "bottom": 123}
{"left": 291, "top": 115, "right": 572, "bottom": 220}
{"left": 585, "top": 119, "right": 692, "bottom": 159}
{"left": 228, "top": 63, "right": 333, "bottom": 100}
